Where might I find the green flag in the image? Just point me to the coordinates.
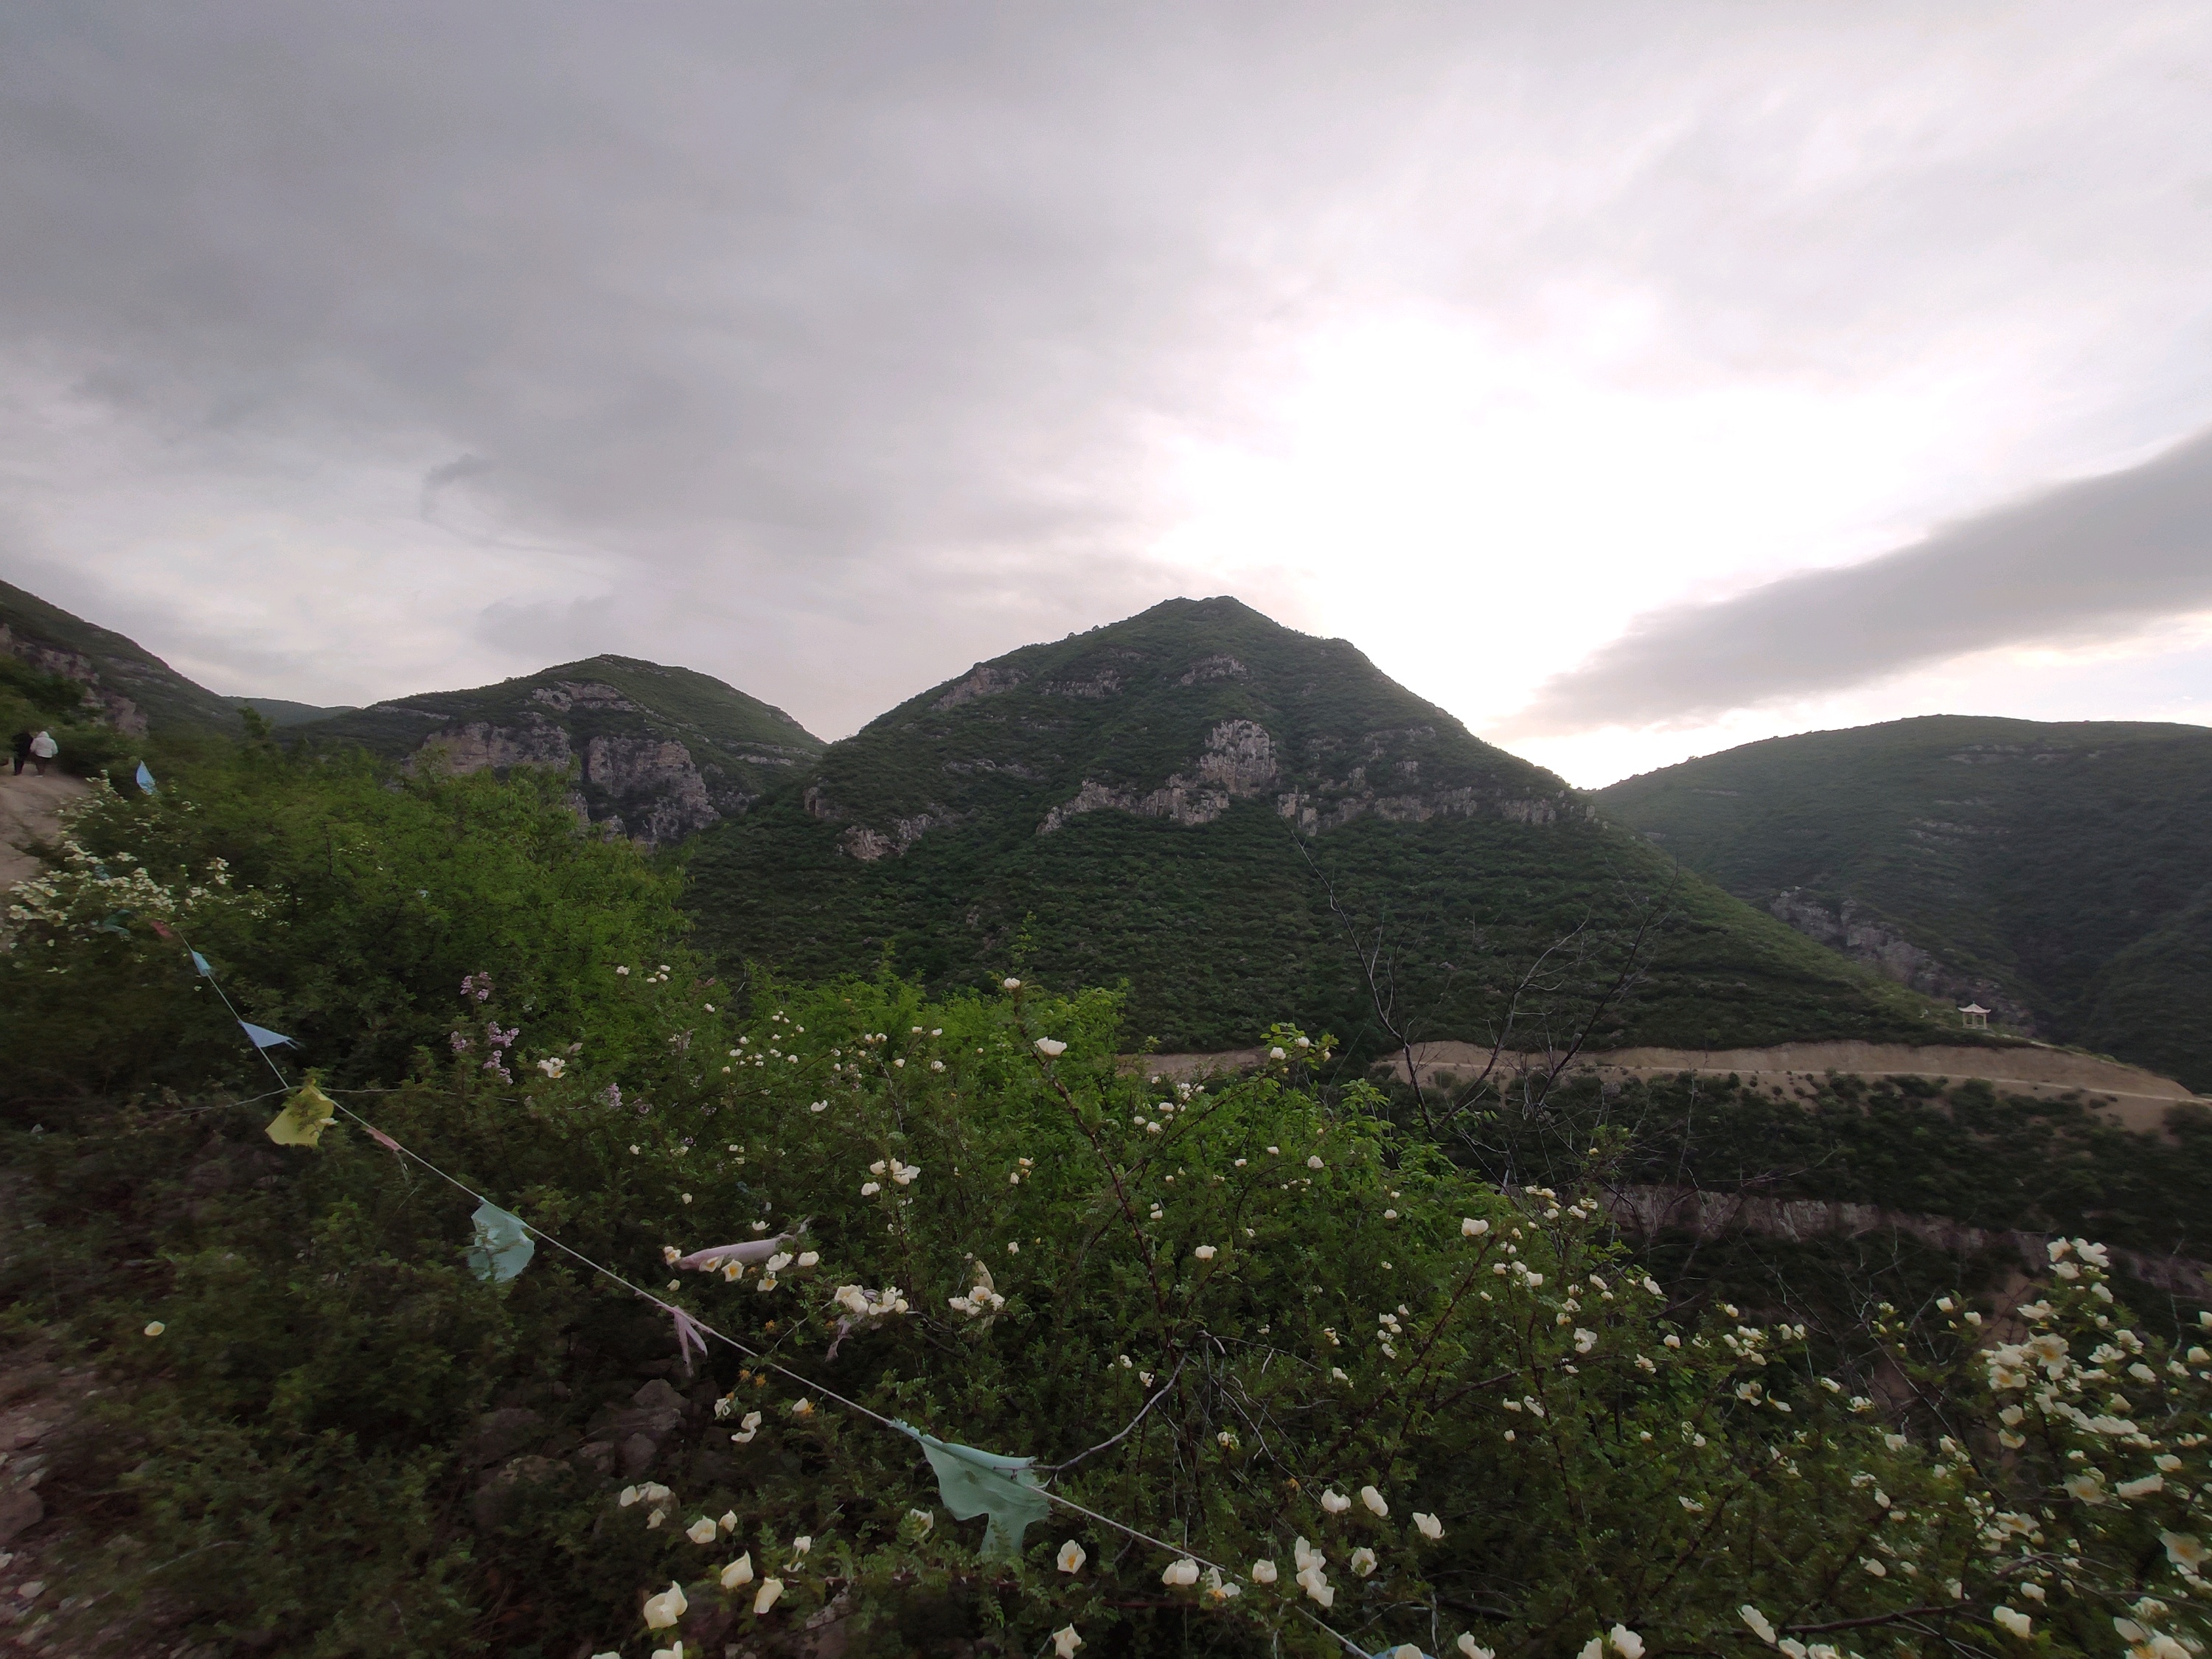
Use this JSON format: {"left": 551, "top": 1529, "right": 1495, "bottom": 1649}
{"left": 900, "top": 1423, "right": 1051, "bottom": 1561}
{"left": 465, "top": 1201, "right": 535, "bottom": 1284}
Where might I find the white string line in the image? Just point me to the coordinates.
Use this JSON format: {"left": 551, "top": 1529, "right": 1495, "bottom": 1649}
{"left": 324, "top": 1096, "right": 1374, "bottom": 1652}
{"left": 173, "top": 933, "right": 1380, "bottom": 1655}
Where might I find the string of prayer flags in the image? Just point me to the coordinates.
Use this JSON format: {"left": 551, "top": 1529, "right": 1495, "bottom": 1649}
{"left": 897, "top": 1422, "right": 1051, "bottom": 1561}
{"left": 265, "top": 1079, "right": 338, "bottom": 1147}
{"left": 466, "top": 1200, "right": 535, "bottom": 1284}
{"left": 134, "top": 762, "right": 157, "bottom": 795}
{"left": 190, "top": 950, "right": 212, "bottom": 975}
{"left": 238, "top": 1020, "right": 296, "bottom": 1050}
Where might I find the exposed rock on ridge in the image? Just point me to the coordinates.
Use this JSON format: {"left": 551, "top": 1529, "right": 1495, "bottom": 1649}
{"left": 1768, "top": 889, "right": 2034, "bottom": 1033}
{"left": 1041, "top": 718, "right": 1277, "bottom": 832}
{"left": 0, "top": 622, "right": 148, "bottom": 736}
{"left": 294, "top": 658, "right": 824, "bottom": 850}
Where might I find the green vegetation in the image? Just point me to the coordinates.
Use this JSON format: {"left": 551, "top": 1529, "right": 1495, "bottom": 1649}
{"left": 687, "top": 599, "right": 1951, "bottom": 1058}
{"left": 7, "top": 757, "right": 2211, "bottom": 1657}
{"left": 0, "top": 655, "right": 131, "bottom": 779}
{"left": 1596, "top": 715, "right": 2212, "bottom": 1091}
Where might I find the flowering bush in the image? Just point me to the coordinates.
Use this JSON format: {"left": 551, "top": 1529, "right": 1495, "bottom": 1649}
{"left": 3, "top": 766, "right": 2206, "bottom": 1657}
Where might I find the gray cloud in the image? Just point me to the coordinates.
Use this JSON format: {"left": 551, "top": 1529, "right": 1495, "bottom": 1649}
{"left": 1506, "top": 427, "right": 2212, "bottom": 734}
{"left": 2, "top": 4, "right": 2211, "bottom": 734}
{"left": 420, "top": 454, "right": 493, "bottom": 520}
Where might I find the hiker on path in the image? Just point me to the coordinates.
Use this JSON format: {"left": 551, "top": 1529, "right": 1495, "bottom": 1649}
{"left": 27, "top": 729, "right": 58, "bottom": 776}
{"left": 8, "top": 730, "right": 31, "bottom": 776}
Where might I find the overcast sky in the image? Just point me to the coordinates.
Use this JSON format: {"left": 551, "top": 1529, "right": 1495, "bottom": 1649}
{"left": 4, "top": 2, "right": 2211, "bottom": 785}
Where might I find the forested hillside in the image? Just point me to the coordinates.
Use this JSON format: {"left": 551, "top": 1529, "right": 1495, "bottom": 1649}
{"left": 686, "top": 598, "right": 1950, "bottom": 1057}
{"left": 3, "top": 734, "right": 2205, "bottom": 1657}
{"left": 293, "top": 655, "right": 824, "bottom": 847}
{"left": 1596, "top": 715, "right": 2212, "bottom": 1091}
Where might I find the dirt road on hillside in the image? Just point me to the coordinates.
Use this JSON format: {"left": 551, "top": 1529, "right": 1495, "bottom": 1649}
{"left": 0, "top": 771, "right": 86, "bottom": 893}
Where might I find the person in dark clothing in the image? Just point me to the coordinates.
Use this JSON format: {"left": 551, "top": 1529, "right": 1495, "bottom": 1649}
{"left": 9, "top": 730, "right": 30, "bottom": 776}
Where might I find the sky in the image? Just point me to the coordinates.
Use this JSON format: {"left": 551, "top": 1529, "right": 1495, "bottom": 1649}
{"left": 4, "top": 2, "right": 2211, "bottom": 787}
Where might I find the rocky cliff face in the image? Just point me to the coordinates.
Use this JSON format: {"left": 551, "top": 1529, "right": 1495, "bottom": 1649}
{"left": 406, "top": 692, "right": 734, "bottom": 849}
{"left": 0, "top": 622, "right": 148, "bottom": 737}
{"left": 1769, "top": 888, "right": 2034, "bottom": 1032}
{"left": 297, "top": 658, "right": 824, "bottom": 851}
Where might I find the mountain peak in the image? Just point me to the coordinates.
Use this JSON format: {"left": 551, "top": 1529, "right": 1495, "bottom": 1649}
{"left": 812, "top": 595, "right": 1565, "bottom": 860}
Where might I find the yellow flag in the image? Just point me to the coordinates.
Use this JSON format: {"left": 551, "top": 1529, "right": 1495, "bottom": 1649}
{"left": 266, "top": 1079, "right": 338, "bottom": 1148}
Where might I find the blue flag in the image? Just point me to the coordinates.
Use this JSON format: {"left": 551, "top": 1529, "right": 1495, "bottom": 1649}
{"left": 191, "top": 950, "right": 213, "bottom": 976}
{"left": 238, "top": 1020, "right": 296, "bottom": 1050}
{"left": 134, "top": 762, "right": 157, "bottom": 794}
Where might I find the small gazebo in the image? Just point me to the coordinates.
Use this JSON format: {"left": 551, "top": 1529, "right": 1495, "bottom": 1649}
{"left": 1958, "top": 1003, "right": 1990, "bottom": 1029}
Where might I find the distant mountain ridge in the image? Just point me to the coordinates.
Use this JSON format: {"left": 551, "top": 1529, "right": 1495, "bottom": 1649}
{"left": 1596, "top": 714, "right": 2212, "bottom": 1091}
{"left": 292, "top": 655, "right": 824, "bottom": 847}
{"left": 0, "top": 577, "right": 246, "bottom": 737}
{"left": 686, "top": 597, "right": 1944, "bottom": 1054}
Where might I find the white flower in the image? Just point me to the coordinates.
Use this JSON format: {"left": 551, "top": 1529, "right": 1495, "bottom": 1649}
{"left": 1194, "top": 1245, "right": 1217, "bottom": 1261}
{"left": 1034, "top": 1038, "right": 1068, "bottom": 1057}
{"left": 1581, "top": 1640, "right": 1603, "bottom": 1659}
{"left": 1573, "top": 1328, "right": 1598, "bottom": 1354}
{"left": 1349, "top": 1546, "right": 1377, "bottom": 1577}
{"left": 616, "top": 965, "right": 630, "bottom": 975}
{"left": 860, "top": 1181, "right": 880, "bottom": 1196}
{"left": 537, "top": 1055, "right": 566, "bottom": 1078}
{"left": 1740, "top": 1607, "right": 1777, "bottom": 1646}
{"left": 1413, "top": 1512, "right": 1443, "bottom": 1540}
{"left": 1203, "top": 1566, "right": 1241, "bottom": 1603}
{"left": 1053, "top": 1627, "right": 1083, "bottom": 1658}
{"left": 765, "top": 1252, "right": 794, "bottom": 1274}
{"left": 1270, "top": 1046, "right": 1287, "bottom": 1060}
{"left": 1251, "top": 1559, "right": 1278, "bottom": 1584}
{"left": 790, "top": 1535, "right": 812, "bottom": 1557}
{"left": 2163, "top": 1529, "right": 2206, "bottom": 1571}
{"left": 143, "top": 1321, "right": 165, "bottom": 1337}
{"left": 1295, "top": 1565, "right": 1334, "bottom": 1607}
{"left": 1004, "top": 977, "right": 1022, "bottom": 990}
{"left": 1320, "top": 1489, "right": 1352, "bottom": 1514}
{"left": 686, "top": 1516, "right": 717, "bottom": 1545}
{"left": 643, "top": 1582, "right": 689, "bottom": 1629}
{"left": 2117, "top": 1473, "right": 2165, "bottom": 1499}
{"left": 1458, "top": 1640, "right": 1495, "bottom": 1659}
{"left": 1610, "top": 1627, "right": 1645, "bottom": 1659}
{"left": 653, "top": 1644, "right": 684, "bottom": 1659}
{"left": 1306, "top": 1155, "right": 1324, "bottom": 1169}
{"left": 2064, "top": 1471, "right": 2107, "bottom": 1503}
{"left": 1992, "top": 1607, "right": 2031, "bottom": 1639}
{"left": 1161, "top": 1557, "right": 1200, "bottom": 1587}
{"left": 720, "top": 1554, "right": 754, "bottom": 1589}
{"left": 753, "top": 1578, "right": 783, "bottom": 1615}
{"left": 1360, "top": 1485, "right": 1389, "bottom": 1517}
{"left": 1057, "top": 1540, "right": 1086, "bottom": 1573}
{"left": 890, "top": 1161, "right": 919, "bottom": 1186}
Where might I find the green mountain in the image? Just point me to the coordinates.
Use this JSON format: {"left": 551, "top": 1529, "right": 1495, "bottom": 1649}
{"left": 685, "top": 597, "right": 1947, "bottom": 1054}
{"left": 229, "top": 695, "right": 358, "bottom": 727}
{"left": 1595, "top": 714, "right": 2212, "bottom": 1091}
{"left": 0, "top": 576, "right": 246, "bottom": 737}
{"left": 292, "top": 655, "right": 824, "bottom": 847}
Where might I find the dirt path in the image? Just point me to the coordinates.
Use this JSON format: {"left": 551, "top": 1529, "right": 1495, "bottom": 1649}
{"left": 1130, "top": 1037, "right": 2204, "bottom": 1133}
{"left": 0, "top": 771, "right": 86, "bottom": 893}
